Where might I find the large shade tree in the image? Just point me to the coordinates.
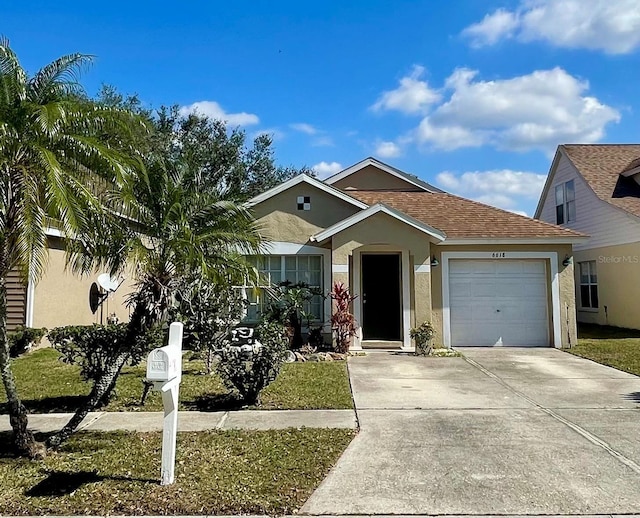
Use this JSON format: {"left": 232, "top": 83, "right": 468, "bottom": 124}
{"left": 0, "top": 39, "right": 143, "bottom": 457}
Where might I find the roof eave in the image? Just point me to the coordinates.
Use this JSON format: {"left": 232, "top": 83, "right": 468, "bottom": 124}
{"left": 245, "top": 173, "right": 369, "bottom": 210}
{"left": 311, "top": 203, "right": 446, "bottom": 243}
{"left": 439, "top": 236, "right": 589, "bottom": 245}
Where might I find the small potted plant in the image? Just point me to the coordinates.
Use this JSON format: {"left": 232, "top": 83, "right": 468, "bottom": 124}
{"left": 410, "top": 321, "right": 435, "bottom": 356}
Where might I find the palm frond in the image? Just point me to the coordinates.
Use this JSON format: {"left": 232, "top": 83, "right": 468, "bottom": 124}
{"left": 27, "top": 53, "right": 92, "bottom": 103}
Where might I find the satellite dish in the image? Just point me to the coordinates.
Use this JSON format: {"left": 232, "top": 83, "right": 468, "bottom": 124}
{"left": 89, "top": 283, "right": 103, "bottom": 314}
{"left": 97, "top": 273, "right": 122, "bottom": 293}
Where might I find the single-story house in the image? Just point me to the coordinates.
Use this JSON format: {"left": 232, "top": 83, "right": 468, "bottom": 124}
{"left": 8, "top": 157, "right": 586, "bottom": 350}
{"left": 535, "top": 144, "right": 640, "bottom": 330}
{"left": 247, "top": 157, "right": 586, "bottom": 350}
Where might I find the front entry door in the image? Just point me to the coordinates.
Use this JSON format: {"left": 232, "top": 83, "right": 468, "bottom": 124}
{"left": 361, "top": 254, "right": 402, "bottom": 340}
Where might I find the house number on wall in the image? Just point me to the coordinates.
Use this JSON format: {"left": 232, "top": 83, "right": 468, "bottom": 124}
{"left": 491, "top": 252, "right": 507, "bottom": 258}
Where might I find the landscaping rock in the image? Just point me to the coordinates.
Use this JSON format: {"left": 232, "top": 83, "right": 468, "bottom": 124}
{"left": 329, "top": 352, "right": 346, "bottom": 361}
{"left": 284, "top": 350, "right": 297, "bottom": 363}
{"left": 294, "top": 352, "right": 306, "bottom": 362}
{"left": 308, "top": 352, "right": 334, "bottom": 362}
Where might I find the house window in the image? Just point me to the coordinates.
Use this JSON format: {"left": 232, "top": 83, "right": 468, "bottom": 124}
{"left": 555, "top": 180, "right": 576, "bottom": 224}
{"left": 579, "top": 261, "right": 598, "bottom": 309}
{"left": 297, "top": 196, "right": 311, "bottom": 211}
{"left": 245, "top": 255, "right": 323, "bottom": 321}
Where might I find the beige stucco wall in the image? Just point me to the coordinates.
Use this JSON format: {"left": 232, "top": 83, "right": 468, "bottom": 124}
{"left": 251, "top": 184, "right": 361, "bottom": 244}
{"left": 32, "top": 237, "right": 136, "bottom": 330}
{"left": 330, "top": 212, "right": 433, "bottom": 343}
{"left": 430, "top": 243, "right": 577, "bottom": 348}
{"left": 331, "top": 165, "right": 422, "bottom": 191}
{"left": 574, "top": 241, "right": 640, "bottom": 330}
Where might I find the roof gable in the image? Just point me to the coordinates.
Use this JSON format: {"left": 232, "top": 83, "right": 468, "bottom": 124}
{"left": 324, "top": 157, "right": 443, "bottom": 192}
{"left": 246, "top": 173, "right": 369, "bottom": 209}
{"left": 311, "top": 203, "right": 446, "bottom": 243}
{"left": 548, "top": 145, "right": 640, "bottom": 220}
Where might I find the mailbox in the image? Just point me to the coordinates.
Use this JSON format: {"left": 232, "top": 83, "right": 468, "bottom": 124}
{"left": 147, "top": 345, "right": 181, "bottom": 382}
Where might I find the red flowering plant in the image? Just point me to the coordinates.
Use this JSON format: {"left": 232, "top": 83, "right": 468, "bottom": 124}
{"left": 329, "top": 282, "right": 358, "bottom": 353}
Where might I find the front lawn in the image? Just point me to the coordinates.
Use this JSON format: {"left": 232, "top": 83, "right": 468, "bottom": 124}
{"left": 0, "top": 428, "right": 354, "bottom": 515}
{"left": 565, "top": 323, "right": 640, "bottom": 376}
{"left": 1, "top": 347, "right": 353, "bottom": 413}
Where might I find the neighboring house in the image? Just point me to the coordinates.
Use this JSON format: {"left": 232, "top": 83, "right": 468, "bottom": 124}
{"left": 6, "top": 230, "right": 134, "bottom": 333}
{"left": 248, "top": 157, "right": 586, "bottom": 350}
{"left": 535, "top": 145, "right": 640, "bottom": 330}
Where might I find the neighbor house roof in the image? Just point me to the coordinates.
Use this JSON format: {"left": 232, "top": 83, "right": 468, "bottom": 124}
{"left": 561, "top": 144, "right": 640, "bottom": 219}
{"left": 324, "top": 157, "right": 444, "bottom": 193}
{"left": 311, "top": 203, "right": 446, "bottom": 243}
{"left": 349, "top": 190, "right": 587, "bottom": 242}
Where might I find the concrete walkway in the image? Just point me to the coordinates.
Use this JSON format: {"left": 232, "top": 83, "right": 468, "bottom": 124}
{"left": 0, "top": 409, "right": 357, "bottom": 433}
{"left": 302, "top": 348, "right": 640, "bottom": 516}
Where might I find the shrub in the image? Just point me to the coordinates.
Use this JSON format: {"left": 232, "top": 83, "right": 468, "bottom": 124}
{"left": 263, "top": 282, "right": 324, "bottom": 349}
{"left": 215, "top": 320, "right": 289, "bottom": 405}
{"left": 410, "top": 321, "right": 435, "bottom": 356}
{"left": 48, "top": 324, "right": 164, "bottom": 406}
{"left": 171, "top": 277, "right": 246, "bottom": 373}
{"left": 329, "top": 282, "right": 357, "bottom": 353}
{"left": 8, "top": 326, "right": 47, "bottom": 357}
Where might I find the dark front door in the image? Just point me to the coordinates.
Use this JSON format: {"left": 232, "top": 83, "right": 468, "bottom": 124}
{"left": 361, "top": 254, "right": 402, "bottom": 340}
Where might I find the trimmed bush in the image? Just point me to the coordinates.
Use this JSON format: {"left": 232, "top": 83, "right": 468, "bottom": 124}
{"left": 8, "top": 326, "right": 47, "bottom": 357}
{"left": 215, "top": 320, "right": 289, "bottom": 405}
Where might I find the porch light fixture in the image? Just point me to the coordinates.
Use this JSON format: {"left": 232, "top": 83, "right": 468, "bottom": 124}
{"left": 562, "top": 255, "right": 572, "bottom": 267}
{"left": 430, "top": 256, "right": 439, "bottom": 267}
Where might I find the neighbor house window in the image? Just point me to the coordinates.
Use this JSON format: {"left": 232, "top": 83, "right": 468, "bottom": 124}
{"left": 244, "top": 255, "right": 323, "bottom": 321}
{"left": 579, "top": 261, "right": 598, "bottom": 309}
{"left": 555, "top": 180, "right": 576, "bottom": 224}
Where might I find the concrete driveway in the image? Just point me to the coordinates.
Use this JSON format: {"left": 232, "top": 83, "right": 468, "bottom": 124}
{"left": 302, "top": 348, "right": 640, "bottom": 515}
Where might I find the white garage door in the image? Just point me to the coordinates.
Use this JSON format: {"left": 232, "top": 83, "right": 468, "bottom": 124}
{"left": 449, "top": 260, "right": 549, "bottom": 346}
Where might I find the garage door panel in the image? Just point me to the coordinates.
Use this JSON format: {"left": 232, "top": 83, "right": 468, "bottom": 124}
{"left": 449, "top": 259, "right": 550, "bottom": 347}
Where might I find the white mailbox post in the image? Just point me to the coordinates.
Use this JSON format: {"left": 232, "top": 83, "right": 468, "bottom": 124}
{"left": 146, "top": 322, "right": 183, "bottom": 485}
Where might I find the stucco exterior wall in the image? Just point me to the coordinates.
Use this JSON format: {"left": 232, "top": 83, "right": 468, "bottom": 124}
{"left": 430, "top": 243, "right": 577, "bottom": 348}
{"left": 32, "top": 237, "right": 136, "bottom": 330}
{"left": 331, "top": 165, "right": 422, "bottom": 191}
{"left": 330, "top": 212, "right": 433, "bottom": 345}
{"left": 574, "top": 241, "right": 640, "bottom": 330}
{"left": 251, "top": 183, "right": 361, "bottom": 244}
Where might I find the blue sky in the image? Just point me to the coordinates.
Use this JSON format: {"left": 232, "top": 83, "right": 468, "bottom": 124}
{"left": 3, "top": 0, "right": 640, "bottom": 215}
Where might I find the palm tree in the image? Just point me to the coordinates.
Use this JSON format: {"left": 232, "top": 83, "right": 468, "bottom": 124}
{"left": 0, "top": 39, "right": 143, "bottom": 457}
{"left": 47, "top": 156, "right": 263, "bottom": 447}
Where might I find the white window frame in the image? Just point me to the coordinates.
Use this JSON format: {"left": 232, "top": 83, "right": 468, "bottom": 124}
{"left": 555, "top": 179, "right": 576, "bottom": 225}
{"left": 578, "top": 260, "right": 599, "bottom": 310}
{"left": 243, "top": 242, "right": 330, "bottom": 325}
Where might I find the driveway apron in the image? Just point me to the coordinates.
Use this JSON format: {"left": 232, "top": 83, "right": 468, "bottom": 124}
{"left": 301, "top": 348, "right": 640, "bottom": 515}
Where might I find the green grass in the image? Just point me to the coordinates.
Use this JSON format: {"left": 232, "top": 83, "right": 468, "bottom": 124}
{"left": 565, "top": 323, "right": 640, "bottom": 376}
{"left": 0, "top": 428, "right": 354, "bottom": 515}
{"left": 1, "top": 348, "right": 353, "bottom": 413}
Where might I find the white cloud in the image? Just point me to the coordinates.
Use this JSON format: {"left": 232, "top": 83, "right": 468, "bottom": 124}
{"left": 437, "top": 169, "right": 547, "bottom": 215}
{"left": 463, "top": 9, "right": 519, "bottom": 47}
{"left": 312, "top": 161, "right": 343, "bottom": 179}
{"left": 290, "top": 123, "right": 318, "bottom": 135}
{"left": 371, "top": 65, "right": 441, "bottom": 115}
{"left": 179, "top": 101, "right": 259, "bottom": 126}
{"left": 374, "top": 140, "right": 403, "bottom": 158}
{"left": 312, "top": 136, "right": 335, "bottom": 147}
{"left": 413, "top": 67, "right": 619, "bottom": 154}
{"left": 463, "top": 0, "right": 640, "bottom": 54}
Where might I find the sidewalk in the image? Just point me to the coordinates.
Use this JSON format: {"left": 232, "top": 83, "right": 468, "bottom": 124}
{"left": 0, "top": 409, "right": 357, "bottom": 433}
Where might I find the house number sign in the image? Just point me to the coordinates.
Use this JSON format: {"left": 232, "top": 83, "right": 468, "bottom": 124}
{"left": 491, "top": 252, "right": 507, "bottom": 258}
